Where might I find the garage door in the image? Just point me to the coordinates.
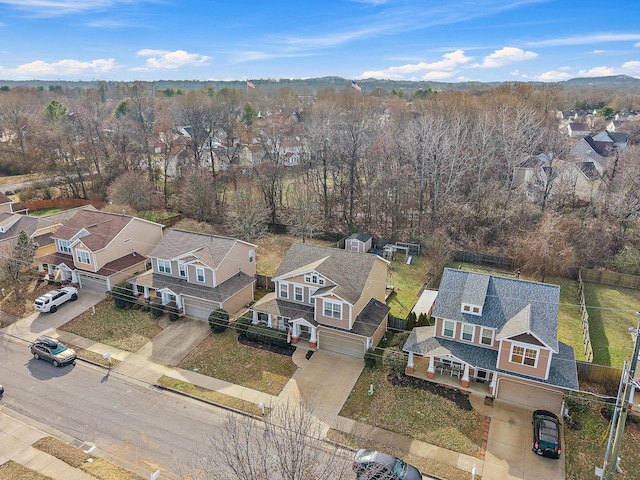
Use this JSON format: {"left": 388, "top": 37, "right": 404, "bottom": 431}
{"left": 497, "top": 377, "right": 564, "bottom": 412}
{"left": 183, "top": 296, "right": 219, "bottom": 321}
{"left": 318, "top": 329, "right": 365, "bottom": 358}
{"left": 78, "top": 272, "right": 109, "bottom": 293}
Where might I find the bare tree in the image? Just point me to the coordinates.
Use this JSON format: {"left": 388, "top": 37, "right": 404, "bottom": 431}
{"left": 1, "top": 230, "right": 38, "bottom": 298}
{"left": 283, "top": 179, "right": 324, "bottom": 243}
{"left": 107, "top": 171, "right": 160, "bottom": 212}
{"left": 180, "top": 401, "right": 352, "bottom": 480}
{"left": 224, "top": 184, "right": 269, "bottom": 241}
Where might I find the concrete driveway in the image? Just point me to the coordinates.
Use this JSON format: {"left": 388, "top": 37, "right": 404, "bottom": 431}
{"left": 483, "top": 397, "right": 565, "bottom": 480}
{"left": 135, "top": 316, "right": 211, "bottom": 365}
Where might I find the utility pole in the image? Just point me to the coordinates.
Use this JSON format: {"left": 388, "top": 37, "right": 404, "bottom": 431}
{"left": 603, "top": 312, "right": 640, "bottom": 480}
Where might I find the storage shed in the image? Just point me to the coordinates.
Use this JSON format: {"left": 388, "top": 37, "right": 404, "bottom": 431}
{"left": 345, "top": 232, "right": 372, "bottom": 253}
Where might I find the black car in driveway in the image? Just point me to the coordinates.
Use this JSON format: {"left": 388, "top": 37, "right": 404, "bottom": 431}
{"left": 532, "top": 409, "right": 562, "bottom": 459}
{"left": 353, "top": 449, "right": 422, "bottom": 480}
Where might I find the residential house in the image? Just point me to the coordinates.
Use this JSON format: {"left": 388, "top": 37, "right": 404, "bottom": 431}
{"left": 0, "top": 191, "right": 28, "bottom": 214}
{"left": 129, "top": 229, "right": 257, "bottom": 319}
{"left": 567, "top": 122, "right": 590, "bottom": 138}
{"left": 403, "top": 268, "right": 578, "bottom": 406}
{"left": 250, "top": 243, "right": 390, "bottom": 358}
{"left": 36, "top": 210, "right": 163, "bottom": 292}
{"left": 345, "top": 232, "right": 372, "bottom": 253}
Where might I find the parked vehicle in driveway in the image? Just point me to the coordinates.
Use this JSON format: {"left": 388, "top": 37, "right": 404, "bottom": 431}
{"left": 34, "top": 286, "right": 78, "bottom": 313}
{"left": 532, "top": 409, "right": 562, "bottom": 459}
{"left": 30, "top": 336, "right": 76, "bottom": 367}
{"left": 353, "top": 449, "right": 422, "bottom": 479}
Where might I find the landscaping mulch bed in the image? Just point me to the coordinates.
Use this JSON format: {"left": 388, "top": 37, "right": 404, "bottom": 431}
{"left": 387, "top": 372, "right": 473, "bottom": 411}
{"left": 237, "top": 336, "right": 296, "bottom": 356}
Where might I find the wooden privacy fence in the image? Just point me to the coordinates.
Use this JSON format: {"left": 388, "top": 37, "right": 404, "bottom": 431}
{"left": 578, "top": 271, "right": 594, "bottom": 362}
{"left": 576, "top": 360, "right": 622, "bottom": 385}
{"left": 581, "top": 268, "right": 640, "bottom": 290}
{"left": 388, "top": 315, "right": 408, "bottom": 332}
{"left": 255, "top": 274, "right": 273, "bottom": 290}
{"left": 25, "top": 198, "right": 107, "bottom": 210}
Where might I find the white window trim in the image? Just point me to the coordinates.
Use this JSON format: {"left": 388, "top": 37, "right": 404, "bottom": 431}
{"left": 294, "top": 285, "right": 303, "bottom": 302}
{"left": 323, "top": 300, "right": 342, "bottom": 319}
{"left": 195, "top": 266, "right": 206, "bottom": 283}
{"left": 443, "top": 319, "right": 455, "bottom": 338}
{"left": 158, "top": 259, "right": 172, "bottom": 274}
{"left": 178, "top": 261, "right": 187, "bottom": 278}
{"left": 76, "top": 249, "right": 91, "bottom": 265}
{"left": 462, "top": 324, "right": 474, "bottom": 342}
{"left": 509, "top": 342, "right": 539, "bottom": 368}
{"left": 58, "top": 239, "right": 71, "bottom": 254}
{"left": 481, "top": 328, "right": 494, "bottom": 346}
{"left": 279, "top": 282, "right": 289, "bottom": 299}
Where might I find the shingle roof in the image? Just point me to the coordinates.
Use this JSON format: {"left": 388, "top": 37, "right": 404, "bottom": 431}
{"left": 51, "top": 210, "right": 133, "bottom": 250}
{"left": 403, "top": 326, "right": 578, "bottom": 390}
{"left": 433, "top": 268, "right": 559, "bottom": 352}
{"left": 148, "top": 229, "right": 255, "bottom": 269}
{"left": 251, "top": 293, "right": 316, "bottom": 324}
{"left": 348, "top": 232, "right": 372, "bottom": 243}
{"left": 274, "top": 243, "right": 383, "bottom": 305}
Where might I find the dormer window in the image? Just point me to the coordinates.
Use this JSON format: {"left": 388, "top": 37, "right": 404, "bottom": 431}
{"left": 304, "top": 273, "right": 326, "bottom": 286}
{"left": 461, "top": 303, "right": 482, "bottom": 316}
{"left": 57, "top": 239, "right": 72, "bottom": 253}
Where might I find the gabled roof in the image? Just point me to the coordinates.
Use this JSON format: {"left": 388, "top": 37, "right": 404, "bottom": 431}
{"left": 348, "top": 232, "right": 372, "bottom": 243}
{"left": 433, "top": 268, "right": 560, "bottom": 352}
{"left": 274, "top": 243, "right": 385, "bottom": 305}
{"left": 51, "top": 210, "right": 151, "bottom": 251}
{"left": 148, "top": 229, "right": 255, "bottom": 269}
{"left": 578, "top": 162, "right": 600, "bottom": 180}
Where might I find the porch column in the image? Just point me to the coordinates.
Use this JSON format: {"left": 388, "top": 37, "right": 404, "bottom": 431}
{"left": 461, "top": 364, "right": 470, "bottom": 388}
{"left": 143, "top": 286, "right": 150, "bottom": 300}
{"left": 267, "top": 315, "right": 273, "bottom": 328}
{"left": 406, "top": 351, "right": 415, "bottom": 375}
{"left": 291, "top": 323, "right": 300, "bottom": 344}
{"left": 425, "top": 356, "right": 435, "bottom": 379}
{"left": 309, "top": 327, "right": 317, "bottom": 349}
{"left": 131, "top": 283, "right": 138, "bottom": 297}
{"left": 489, "top": 375, "right": 497, "bottom": 397}
{"left": 252, "top": 310, "right": 258, "bottom": 325}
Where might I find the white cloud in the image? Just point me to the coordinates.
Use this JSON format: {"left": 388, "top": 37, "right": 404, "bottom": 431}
{"left": 591, "top": 50, "right": 606, "bottom": 54}
{"left": 361, "top": 49, "right": 472, "bottom": 80}
{"left": 621, "top": 61, "right": 640, "bottom": 76}
{"left": 527, "top": 33, "right": 640, "bottom": 47}
{"left": 636, "top": 42, "right": 640, "bottom": 47}
{"left": 13, "top": 58, "right": 117, "bottom": 77}
{"left": 538, "top": 70, "right": 572, "bottom": 81}
{"left": 578, "top": 66, "right": 617, "bottom": 77}
{"left": 422, "top": 71, "right": 455, "bottom": 80}
{"left": 0, "top": 0, "right": 149, "bottom": 17}
{"left": 473, "top": 47, "right": 537, "bottom": 68}
{"left": 133, "top": 49, "right": 211, "bottom": 71}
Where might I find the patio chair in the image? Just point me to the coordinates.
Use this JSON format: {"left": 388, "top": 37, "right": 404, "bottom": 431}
{"left": 450, "top": 365, "right": 461, "bottom": 378}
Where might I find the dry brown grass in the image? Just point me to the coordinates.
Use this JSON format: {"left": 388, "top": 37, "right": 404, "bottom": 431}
{"left": 0, "top": 461, "right": 53, "bottom": 480}
{"left": 0, "top": 277, "right": 56, "bottom": 321}
{"left": 32, "top": 437, "right": 143, "bottom": 480}
{"left": 254, "top": 234, "right": 336, "bottom": 276}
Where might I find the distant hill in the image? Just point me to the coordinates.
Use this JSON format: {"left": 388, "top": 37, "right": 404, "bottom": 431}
{"left": 0, "top": 75, "right": 639, "bottom": 94}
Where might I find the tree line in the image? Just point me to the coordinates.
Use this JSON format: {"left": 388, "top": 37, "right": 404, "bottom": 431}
{"left": 0, "top": 81, "right": 639, "bottom": 280}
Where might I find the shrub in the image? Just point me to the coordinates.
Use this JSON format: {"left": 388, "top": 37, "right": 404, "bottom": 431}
{"left": 389, "top": 331, "right": 410, "bottom": 348}
{"left": 417, "top": 312, "right": 429, "bottom": 327}
{"left": 245, "top": 324, "right": 289, "bottom": 347}
{"left": 364, "top": 347, "right": 381, "bottom": 369}
{"left": 166, "top": 301, "right": 180, "bottom": 321}
{"left": 149, "top": 298, "right": 164, "bottom": 317}
{"left": 565, "top": 393, "right": 591, "bottom": 417}
{"left": 382, "top": 348, "right": 407, "bottom": 378}
{"left": 406, "top": 311, "right": 417, "bottom": 330}
{"left": 208, "top": 307, "right": 230, "bottom": 333}
{"left": 112, "top": 281, "right": 135, "bottom": 310}
{"left": 234, "top": 313, "right": 253, "bottom": 338}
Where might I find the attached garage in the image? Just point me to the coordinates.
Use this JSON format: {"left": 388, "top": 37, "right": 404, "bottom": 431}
{"left": 318, "top": 329, "right": 366, "bottom": 358}
{"left": 78, "top": 272, "right": 109, "bottom": 293}
{"left": 496, "top": 377, "right": 564, "bottom": 412}
{"left": 183, "top": 295, "right": 220, "bottom": 321}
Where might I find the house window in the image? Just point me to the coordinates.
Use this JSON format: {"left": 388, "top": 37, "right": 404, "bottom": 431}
{"left": 294, "top": 286, "right": 303, "bottom": 302}
{"left": 279, "top": 282, "right": 288, "bottom": 299}
{"left": 463, "top": 305, "right": 470, "bottom": 312}
{"left": 58, "top": 239, "right": 71, "bottom": 253}
{"left": 443, "top": 320, "right": 455, "bottom": 338}
{"left": 76, "top": 249, "right": 90, "bottom": 264}
{"left": 473, "top": 307, "right": 480, "bottom": 313}
{"left": 304, "top": 274, "right": 325, "bottom": 286}
{"left": 481, "top": 328, "right": 493, "bottom": 346}
{"left": 178, "top": 262, "right": 187, "bottom": 278}
{"left": 158, "top": 259, "right": 171, "bottom": 274}
{"left": 462, "top": 324, "right": 474, "bottom": 342}
{"left": 196, "top": 267, "right": 205, "bottom": 283}
{"left": 510, "top": 345, "right": 538, "bottom": 367}
{"left": 323, "top": 300, "right": 341, "bottom": 319}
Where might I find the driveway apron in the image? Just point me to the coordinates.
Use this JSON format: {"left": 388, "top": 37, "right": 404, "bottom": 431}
{"left": 277, "top": 350, "right": 364, "bottom": 429}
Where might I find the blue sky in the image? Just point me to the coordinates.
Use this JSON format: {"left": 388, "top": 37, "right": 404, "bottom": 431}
{"left": 0, "top": 0, "right": 639, "bottom": 83}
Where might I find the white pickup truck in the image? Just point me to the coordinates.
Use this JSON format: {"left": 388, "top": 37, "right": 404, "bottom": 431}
{"left": 34, "top": 286, "right": 78, "bottom": 313}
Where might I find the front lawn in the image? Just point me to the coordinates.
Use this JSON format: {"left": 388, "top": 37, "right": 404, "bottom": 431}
{"left": 60, "top": 300, "right": 162, "bottom": 352}
{"left": 340, "top": 366, "right": 486, "bottom": 458}
{"left": 177, "top": 328, "right": 297, "bottom": 396}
